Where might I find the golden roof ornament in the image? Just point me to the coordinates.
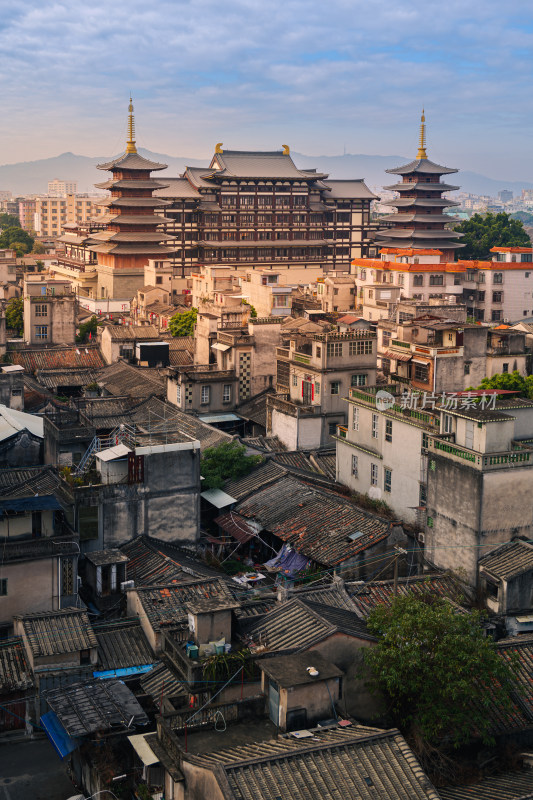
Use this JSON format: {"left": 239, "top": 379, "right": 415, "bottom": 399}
{"left": 416, "top": 109, "right": 427, "bottom": 160}
{"left": 215, "top": 142, "right": 223, "bottom": 154}
{"left": 126, "top": 97, "right": 137, "bottom": 154}
{"left": 282, "top": 144, "right": 290, "bottom": 155}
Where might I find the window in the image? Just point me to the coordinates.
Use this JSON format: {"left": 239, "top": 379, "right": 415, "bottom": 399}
{"left": 464, "top": 363, "right": 470, "bottom": 375}
{"left": 371, "top": 463, "right": 378, "bottom": 486}
{"left": 80, "top": 649, "right": 91, "bottom": 666}
{"left": 493, "top": 273, "right": 503, "bottom": 284}
{"left": 397, "top": 273, "right": 404, "bottom": 285}
{"left": 316, "top": 345, "right": 321, "bottom": 357}
{"left": 491, "top": 310, "right": 502, "bottom": 322}
{"left": 492, "top": 291, "right": 503, "bottom": 303}
{"left": 522, "top": 254, "right": 533, "bottom": 263}
{"left": 156, "top": 276, "right": 163, "bottom": 285}
{"left": 502, "top": 363, "right": 509, "bottom": 373}
{"left": 330, "top": 381, "right": 340, "bottom": 395}
{"left": 372, "top": 413, "right": 378, "bottom": 438}
{"left": 327, "top": 342, "right": 343, "bottom": 357}
{"left": 328, "top": 422, "right": 338, "bottom": 435}
{"left": 385, "top": 420, "right": 392, "bottom": 442}
{"left": 413, "top": 274, "right": 424, "bottom": 286}
{"left": 477, "top": 291, "right": 485, "bottom": 301}
{"left": 292, "top": 373, "right": 298, "bottom": 386}
{"left": 384, "top": 468, "right": 392, "bottom": 493}
{"left": 35, "top": 325, "right": 48, "bottom": 340}
{"left": 352, "top": 455, "right": 358, "bottom": 476}
{"left": 35, "top": 304, "right": 48, "bottom": 317}
{"left": 223, "top": 384, "right": 232, "bottom": 402}
{"left": 201, "top": 385, "right": 210, "bottom": 404}
{"left": 414, "top": 362, "right": 429, "bottom": 382}
{"left": 62, "top": 558, "right": 74, "bottom": 596}
{"left": 429, "top": 274, "right": 444, "bottom": 286}
{"left": 0, "top": 579, "right": 6, "bottom": 596}
{"left": 351, "top": 374, "right": 367, "bottom": 387}
{"left": 443, "top": 414, "right": 453, "bottom": 434}
{"left": 176, "top": 383, "right": 181, "bottom": 404}
{"left": 352, "top": 406, "right": 359, "bottom": 431}
{"left": 349, "top": 340, "right": 372, "bottom": 356}
{"left": 422, "top": 432, "right": 429, "bottom": 449}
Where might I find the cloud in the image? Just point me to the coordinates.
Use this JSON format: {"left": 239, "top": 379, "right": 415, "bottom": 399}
{"left": 0, "top": 0, "right": 532, "bottom": 179}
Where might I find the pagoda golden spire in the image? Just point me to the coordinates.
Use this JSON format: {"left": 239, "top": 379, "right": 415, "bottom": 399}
{"left": 126, "top": 97, "right": 137, "bottom": 154}
{"left": 416, "top": 109, "right": 427, "bottom": 160}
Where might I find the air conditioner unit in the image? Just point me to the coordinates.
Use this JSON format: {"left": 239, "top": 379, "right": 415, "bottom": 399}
{"left": 121, "top": 580, "right": 135, "bottom": 591}
{"left": 418, "top": 532, "right": 425, "bottom": 544}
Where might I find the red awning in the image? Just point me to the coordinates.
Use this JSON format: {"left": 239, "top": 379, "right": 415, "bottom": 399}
{"left": 384, "top": 350, "right": 412, "bottom": 362}
{"left": 214, "top": 512, "right": 258, "bottom": 544}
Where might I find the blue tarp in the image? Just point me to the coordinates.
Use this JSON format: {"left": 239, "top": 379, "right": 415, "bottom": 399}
{"left": 93, "top": 664, "right": 155, "bottom": 680}
{"left": 0, "top": 496, "right": 62, "bottom": 514}
{"left": 264, "top": 543, "right": 309, "bottom": 578}
{"left": 40, "top": 711, "right": 80, "bottom": 759}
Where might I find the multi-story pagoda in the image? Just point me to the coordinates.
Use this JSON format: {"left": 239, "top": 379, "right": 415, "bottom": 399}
{"left": 375, "top": 112, "right": 464, "bottom": 260}
{"left": 90, "top": 99, "right": 177, "bottom": 300}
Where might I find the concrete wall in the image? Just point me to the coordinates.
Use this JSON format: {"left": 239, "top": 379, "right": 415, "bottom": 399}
{"left": 426, "top": 454, "right": 533, "bottom": 585}
{"left": 2, "top": 554, "right": 79, "bottom": 629}
{"left": 0, "top": 371, "right": 24, "bottom": 410}
{"left": 77, "top": 442, "right": 201, "bottom": 552}
{"left": 96, "top": 264, "right": 146, "bottom": 301}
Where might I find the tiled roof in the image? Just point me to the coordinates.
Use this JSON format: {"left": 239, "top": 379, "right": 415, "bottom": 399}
{"left": 120, "top": 536, "right": 204, "bottom": 586}
{"left": 97, "top": 361, "right": 167, "bottom": 399}
{"left": 0, "top": 637, "right": 33, "bottom": 692}
{"left": 312, "top": 451, "right": 337, "bottom": 480}
{"left": 104, "top": 324, "right": 160, "bottom": 341}
{"left": 346, "top": 573, "right": 469, "bottom": 619}
{"left": 210, "top": 150, "right": 326, "bottom": 180}
{"left": 133, "top": 579, "right": 234, "bottom": 632}
{"left": 479, "top": 540, "right": 533, "bottom": 580}
{"left": 0, "top": 465, "right": 62, "bottom": 499}
{"left": 236, "top": 475, "right": 392, "bottom": 566}
{"left": 223, "top": 461, "right": 288, "bottom": 502}
{"left": 35, "top": 368, "right": 100, "bottom": 390}
{"left": 11, "top": 345, "right": 105, "bottom": 373}
{"left": 497, "top": 635, "right": 533, "bottom": 723}
{"left": 94, "top": 620, "right": 154, "bottom": 671}
{"left": 235, "top": 388, "right": 276, "bottom": 429}
{"left": 440, "top": 768, "right": 533, "bottom": 799}
{"left": 243, "top": 598, "right": 372, "bottom": 652}
{"left": 168, "top": 348, "right": 194, "bottom": 366}
{"left": 19, "top": 608, "right": 97, "bottom": 657}
{"left": 45, "top": 677, "right": 149, "bottom": 736}
{"left": 192, "top": 725, "right": 441, "bottom": 800}
{"left": 290, "top": 582, "right": 362, "bottom": 612}
{"left": 140, "top": 662, "right": 188, "bottom": 705}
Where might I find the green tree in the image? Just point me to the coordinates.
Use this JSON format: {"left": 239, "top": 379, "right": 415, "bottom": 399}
{"left": 473, "top": 370, "right": 533, "bottom": 399}
{"left": 0, "top": 226, "right": 34, "bottom": 255}
{"left": 5, "top": 296, "right": 23, "bottom": 336}
{"left": 169, "top": 307, "right": 197, "bottom": 337}
{"left": 454, "top": 212, "right": 530, "bottom": 260}
{"left": 32, "top": 241, "right": 46, "bottom": 254}
{"left": 364, "top": 595, "right": 518, "bottom": 749}
{"left": 201, "top": 440, "right": 263, "bottom": 489}
{"left": 76, "top": 315, "right": 98, "bottom": 343}
{"left": 0, "top": 213, "right": 20, "bottom": 229}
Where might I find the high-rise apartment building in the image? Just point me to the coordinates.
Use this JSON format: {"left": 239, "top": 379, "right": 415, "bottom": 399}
{"left": 34, "top": 195, "right": 99, "bottom": 238}
{"left": 48, "top": 179, "right": 78, "bottom": 196}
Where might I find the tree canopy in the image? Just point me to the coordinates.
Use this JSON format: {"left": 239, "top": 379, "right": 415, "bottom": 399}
{"left": 0, "top": 225, "right": 34, "bottom": 256}
{"left": 169, "top": 307, "right": 197, "bottom": 337}
{"left": 454, "top": 212, "right": 530, "bottom": 260}
{"left": 0, "top": 213, "right": 21, "bottom": 230}
{"left": 5, "top": 296, "right": 23, "bottom": 336}
{"left": 76, "top": 315, "right": 98, "bottom": 343}
{"left": 364, "top": 595, "right": 517, "bottom": 749}
{"left": 200, "top": 440, "right": 263, "bottom": 489}
{"left": 472, "top": 370, "right": 533, "bottom": 399}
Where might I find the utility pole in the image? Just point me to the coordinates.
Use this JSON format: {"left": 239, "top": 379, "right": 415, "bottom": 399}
{"left": 393, "top": 545, "right": 407, "bottom": 595}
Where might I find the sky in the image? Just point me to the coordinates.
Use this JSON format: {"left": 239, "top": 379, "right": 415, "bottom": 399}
{"left": 1, "top": 0, "right": 533, "bottom": 179}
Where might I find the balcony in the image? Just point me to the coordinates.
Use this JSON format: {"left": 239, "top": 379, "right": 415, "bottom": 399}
{"left": 431, "top": 436, "right": 533, "bottom": 470}
{"left": 267, "top": 394, "right": 320, "bottom": 418}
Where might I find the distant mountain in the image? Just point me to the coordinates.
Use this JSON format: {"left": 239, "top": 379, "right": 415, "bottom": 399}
{"left": 0, "top": 148, "right": 530, "bottom": 198}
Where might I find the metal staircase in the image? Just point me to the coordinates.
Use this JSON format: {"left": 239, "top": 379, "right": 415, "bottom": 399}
{"left": 74, "top": 424, "right": 136, "bottom": 477}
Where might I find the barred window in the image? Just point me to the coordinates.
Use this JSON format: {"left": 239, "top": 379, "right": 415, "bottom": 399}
{"left": 62, "top": 558, "right": 74, "bottom": 596}
{"left": 327, "top": 342, "right": 343, "bottom": 357}
{"left": 35, "top": 304, "right": 48, "bottom": 317}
